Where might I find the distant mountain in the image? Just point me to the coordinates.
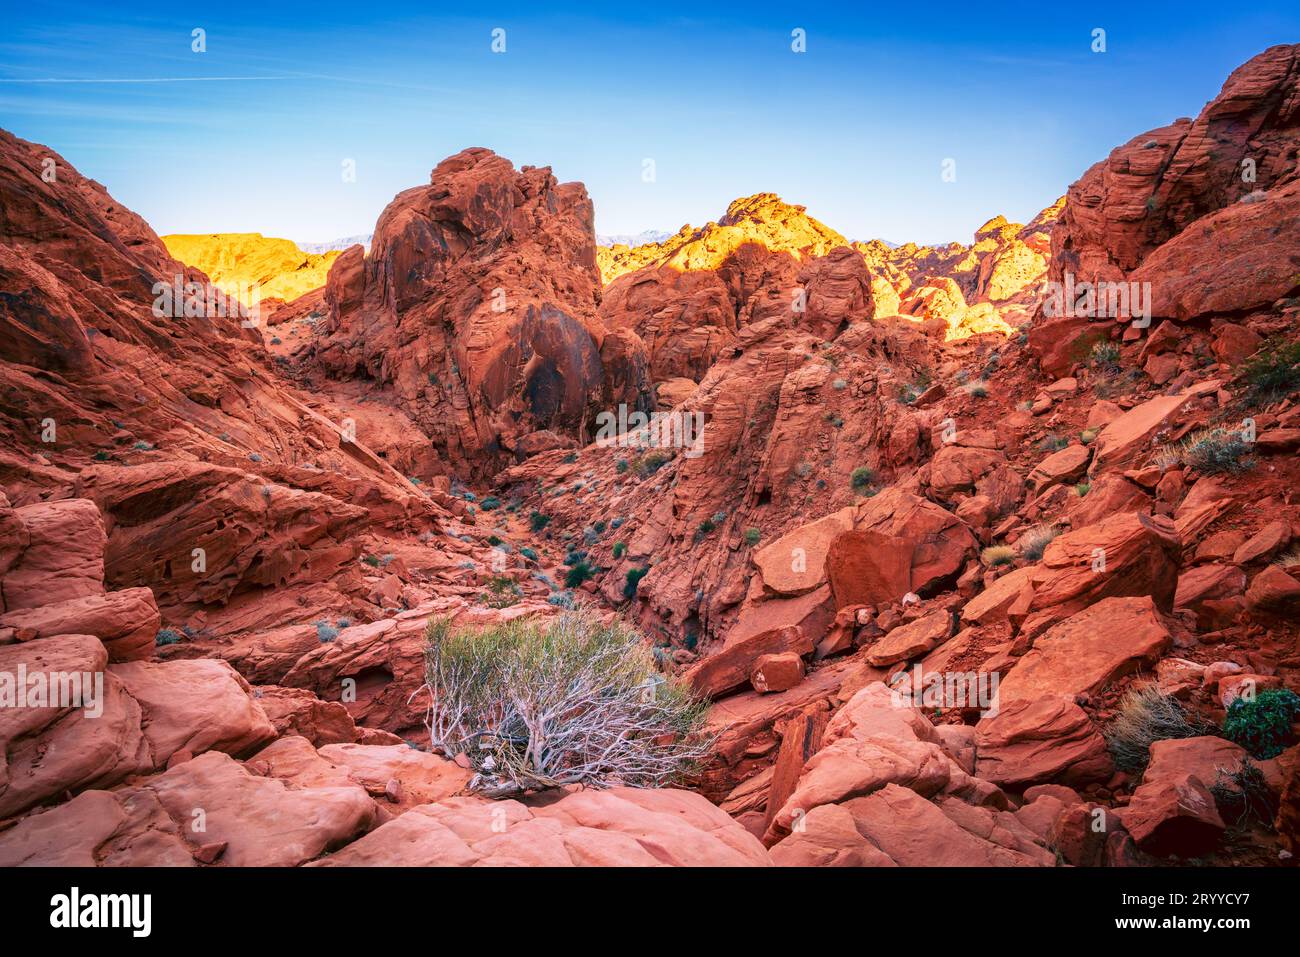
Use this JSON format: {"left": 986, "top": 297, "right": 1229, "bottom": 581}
{"left": 297, "top": 233, "right": 372, "bottom": 254}
{"left": 596, "top": 229, "right": 672, "bottom": 248}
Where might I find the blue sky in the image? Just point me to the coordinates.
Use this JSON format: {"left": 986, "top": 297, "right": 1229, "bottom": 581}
{"left": 2, "top": 2, "right": 1297, "bottom": 245}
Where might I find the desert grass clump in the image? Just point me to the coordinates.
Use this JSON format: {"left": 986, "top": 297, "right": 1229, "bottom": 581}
{"left": 1179, "top": 426, "right": 1254, "bottom": 475}
{"left": 529, "top": 510, "right": 551, "bottom": 533}
{"left": 981, "top": 545, "right": 1015, "bottom": 567}
{"left": 1090, "top": 340, "right": 1122, "bottom": 373}
{"left": 850, "top": 466, "right": 877, "bottom": 494}
{"left": 420, "top": 611, "right": 711, "bottom": 796}
{"left": 155, "top": 628, "right": 183, "bottom": 647}
{"left": 1074, "top": 481, "right": 1091, "bottom": 497}
{"left": 1016, "top": 524, "right": 1061, "bottom": 561}
{"left": 1104, "top": 685, "right": 1209, "bottom": 774}
{"left": 1210, "top": 759, "right": 1277, "bottom": 829}
{"left": 964, "top": 382, "right": 988, "bottom": 399}
{"left": 1223, "top": 688, "right": 1300, "bottom": 759}
{"left": 479, "top": 574, "right": 522, "bottom": 609}
{"left": 744, "top": 527, "right": 762, "bottom": 546}
{"left": 1237, "top": 338, "right": 1300, "bottom": 407}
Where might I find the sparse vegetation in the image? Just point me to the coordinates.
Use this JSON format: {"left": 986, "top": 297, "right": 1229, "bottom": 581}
{"left": 92, "top": 450, "right": 111, "bottom": 461}
{"left": 1080, "top": 428, "right": 1099, "bottom": 445}
{"left": 965, "top": 383, "right": 988, "bottom": 399}
{"left": 1223, "top": 688, "right": 1300, "bottom": 759}
{"left": 479, "top": 496, "right": 501, "bottom": 511}
{"left": 850, "top": 466, "right": 876, "bottom": 494}
{"left": 980, "top": 545, "right": 1015, "bottom": 567}
{"left": 155, "top": 628, "right": 183, "bottom": 647}
{"left": 529, "top": 510, "right": 552, "bottom": 533}
{"left": 1237, "top": 337, "right": 1300, "bottom": 407}
{"left": 633, "top": 451, "right": 671, "bottom": 478}
{"left": 564, "top": 559, "right": 597, "bottom": 588}
{"left": 1090, "top": 340, "right": 1122, "bottom": 373}
{"left": 744, "top": 527, "right": 762, "bottom": 546}
{"left": 624, "top": 566, "right": 649, "bottom": 600}
{"left": 1179, "top": 426, "right": 1254, "bottom": 475}
{"left": 420, "top": 612, "right": 711, "bottom": 797}
{"left": 1074, "top": 481, "right": 1091, "bottom": 497}
{"left": 612, "top": 541, "right": 627, "bottom": 559}
{"left": 519, "top": 546, "right": 539, "bottom": 562}
{"left": 1104, "top": 685, "right": 1209, "bottom": 774}
{"left": 1017, "top": 524, "right": 1061, "bottom": 561}
{"left": 362, "top": 554, "right": 381, "bottom": 568}
{"left": 479, "top": 574, "right": 523, "bottom": 609}
{"left": 316, "top": 621, "right": 339, "bottom": 643}
{"left": 1210, "top": 759, "right": 1277, "bottom": 829}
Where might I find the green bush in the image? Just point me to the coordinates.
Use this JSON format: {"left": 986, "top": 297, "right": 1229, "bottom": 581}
{"left": 1223, "top": 688, "right": 1300, "bottom": 759}
{"left": 421, "top": 611, "right": 711, "bottom": 796}
{"left": 155, "top": 628, "right": 183, "bottom": 647}
{"left": 479, "top": 496, "right": 501, "bottom": 511}
{"left": 850, "top": 466, "right": 876, "bottom": 494}
{"left": 624, "top": 566, "right": 649, "bottom": 600}
{"left": 612, "top": 541, "right": 627, "bottom": 560}
{"left": 519, "top": 546, "right": 539, "bottom": 562}
{"left": 744, "top": 527, "right": 761, "bottom": 546}
{"left": 316, "top": 621, "right": 339, "bottom": 643}
{"left": 529, "top": 510, "right": 552, "bottom": 533}
{"left": 564, "top": 559, "right": 596, "bottom": 588}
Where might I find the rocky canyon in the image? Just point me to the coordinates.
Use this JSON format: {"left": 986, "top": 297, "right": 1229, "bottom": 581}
{"left": 1, "top": 41, "right": 1299, "bottom": 876}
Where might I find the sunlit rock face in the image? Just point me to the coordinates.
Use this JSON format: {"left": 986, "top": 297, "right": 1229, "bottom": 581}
{"left": 311, "top": 147, "right": 652, "bottom": 478}
{"left": 162, "top": 233, "right": 341, "bottom": 307}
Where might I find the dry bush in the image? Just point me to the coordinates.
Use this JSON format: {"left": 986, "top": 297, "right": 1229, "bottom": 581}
{"left": 1103, "top": 684, "right": 1210, "bottom": 773}
{"left": 419, "top": 610, "right": 711, "bottom": 797}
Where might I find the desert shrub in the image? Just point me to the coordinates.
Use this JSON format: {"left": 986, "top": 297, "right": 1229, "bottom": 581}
{"left": 615, "top": 458, "right": 629, "bottom": 474}
{"left": 1223, "top": 688, "right": 1300, "bottom": 759}
{"left": 633, "top": 451, "right": 671, "bottom": 478}
{"left": 479, "top": 496, "right": 501, "bottom": 511}
{"left": 316, "top": 621, "right": 339, "bottom": 643}
{"left": 1104, "top": 685, "right": 1209, "bottom": 774}
{"left": 965, "top": 383, "right": 988, "bottom": 399}
{"left": 420, "top": 612, "right": 711, "bottom": 796}
{"left": 1210, "top": 759, "right": 1277, "bottom": 829}
{"left": 1237, "top": 338, "right": 1300, "bottom": 407}
{"left": 92, "top": 450, "right": 111, "bottom": 461}
{"left": 850, "top": 466, "right": 876, "bottom": 493}
{"left": 1017, "top": 524, "right": 1061, "bottom": 561}
{"left": 1180, "top": 427, "right": 1254, "bottom": 475}
{"left": 1037, "top": 433, "right": 1068, "bottom": 452}
{"left": 519, "top": 546, "right": 539, "bottom": 562}
{"left": 361, "top": 555, "right": 381, "bottom": 567}
{"left": 1272, "top": 546, "right": 1300, "bottom": 571}
{"left": 479, "top": 574, "right": 522, "bottom": 609}
{"left": 561, "top": 452, "right": 579, "bottom": 464}
{"left": 594, "top": 520, "right": 607, "bottom": 534}
{"left": 1074, "top": 481, "right": 1091, "bottom": 497}
{"left": 529, "top": 510, "right": 551, "bottom": 533}
{"left": 564, "top": 559, "right": 596, "bottom": 588}
{"left": 336, "top": 618, "right": 352, "bottom": 629}
{"left": 744, "top": 527, "right": 761, "bottom": 546}
{"left": 612, "top": 541, "right": 627, "bottom": 560}
{"left": 1090, "top": 340, "right": 1122, "bottom": 373}
{"left": 1080, "top": 428, "right": 1099, "bottom": 445}
{"left": 624, "top": 566, "right": 649, "bottom": 599}
{"left": 133, "top": 441, "right": 154, "bottom": 451}
{"left": 981, "top": 545, "right": 1015, "bottom": 567}
{"left": 547, "top": 590, "right": 577, "bottom": 609}
{"left": 155, "top": 628, "right": 183, "bottom": 647}
{"left": 831, "top": 378, "right": 847, "bottom": 390}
